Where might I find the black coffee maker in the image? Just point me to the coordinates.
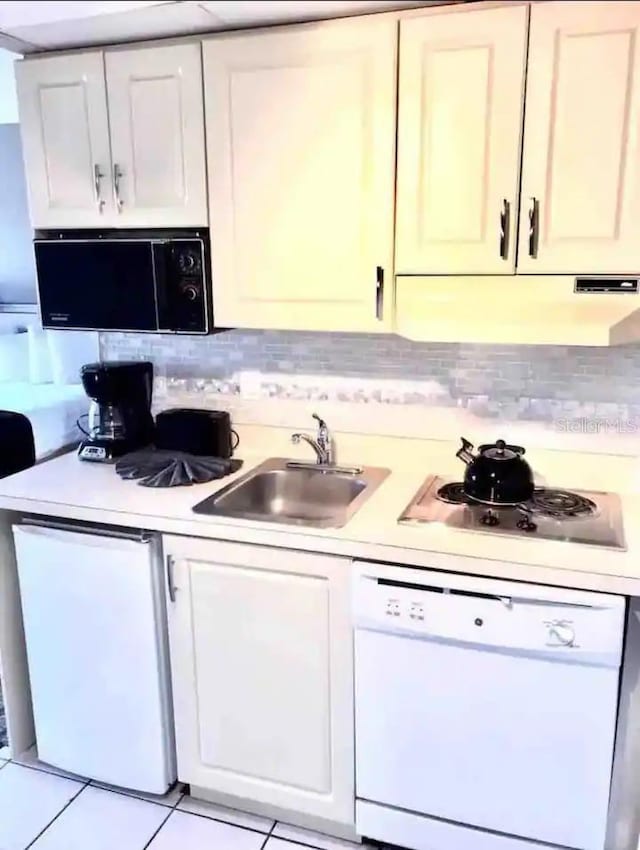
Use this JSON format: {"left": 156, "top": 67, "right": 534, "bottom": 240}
{"left": 78, "top": 361, "right": 154, "bottom": 462}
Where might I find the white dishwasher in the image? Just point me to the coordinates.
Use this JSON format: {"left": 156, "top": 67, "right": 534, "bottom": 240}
{"left": 13, "top": 521, "right": 176, "bottom": 793}
{"left": 354, "top": 561, "right": 625, "bottom": 850}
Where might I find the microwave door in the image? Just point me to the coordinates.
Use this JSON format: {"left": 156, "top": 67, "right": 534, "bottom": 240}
{"left": 35, "top": 240, "right": 158, "bottom": 332}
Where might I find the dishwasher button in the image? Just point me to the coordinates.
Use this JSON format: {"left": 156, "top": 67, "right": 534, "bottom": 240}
{"left": 409, "top": 604, "right": 425, "bottom": 621}
{"left": 385, "top": 599, "right": 401, "bottom": 618}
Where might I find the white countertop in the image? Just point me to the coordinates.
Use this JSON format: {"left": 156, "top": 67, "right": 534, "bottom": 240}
{"left": 0, "top": 427, "right": 639, "bottom": 596}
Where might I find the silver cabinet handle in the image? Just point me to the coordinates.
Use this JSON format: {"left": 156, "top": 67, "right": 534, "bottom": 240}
{"left": 528, "top": 196, "right": 540, "bottom": 258}
{"left": 375, "top": 266, "right": 384, "bottom": 321}
{"left": 93, "top": 164, "right": 105, "bottom": 213}
{"left": 113, "top": 163, "right": 124, "bottom": 213}
{"left": 499, "top": 198, "right": 510, "bottom": 260}
{"left": 166, "top": 554, "right": 177, "bottom": 603}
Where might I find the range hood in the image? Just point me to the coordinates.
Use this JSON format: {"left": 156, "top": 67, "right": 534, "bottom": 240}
{"left": 395, "top": 276, "right": 640, "bottom": 347}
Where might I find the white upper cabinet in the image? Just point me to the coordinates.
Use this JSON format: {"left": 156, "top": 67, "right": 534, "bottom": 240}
{"left": 395, "top": 5, "right": 528, "bottom": 275}
{"left": 519, "top": 1, "right": 640, "bottom": 273}
{"left": 15, "top": 52, "right": 113, "bottom": 228}
{"left": 16, "top": 44, "right": 206, "bottom": 229}
{"left": 164, "top": 537, "right": 354, "bottom": 826}
{"left": 105, "top": 44, "right": 207, "bottom": 227}
{"left": 203, "top": 18, "right": 397, "bottom": 331}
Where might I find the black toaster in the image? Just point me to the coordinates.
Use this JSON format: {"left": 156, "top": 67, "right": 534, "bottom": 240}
{"left": 154, "top": 408, "right": 237, "bottom": 458}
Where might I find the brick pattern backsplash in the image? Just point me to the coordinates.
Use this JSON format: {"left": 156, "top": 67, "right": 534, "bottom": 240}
{"left": 100, "top": 330, "right": 640, "bottom": 424}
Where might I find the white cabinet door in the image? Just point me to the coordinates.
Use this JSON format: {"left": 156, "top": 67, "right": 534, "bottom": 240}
{"left": 15, "top": 52, "right": 114, "bottom": 228}
{"left": 203, "top": 18, "right": 397, "bottom": 331}
{"left": 518, "top": 1, "right": 640, "bottom": 273}
{"left": 395, "top": 5, "right": 528, "bottom": 275}
{"left": 164, "top": 537, "right": 354, "bottom": 826}
{"left": 105, "top": 44, "right": 207, "bottom": 227}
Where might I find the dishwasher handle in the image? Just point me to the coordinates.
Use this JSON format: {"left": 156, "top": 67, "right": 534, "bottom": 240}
{"left": 377, "top": 578, "right": 513, "bottom": 607}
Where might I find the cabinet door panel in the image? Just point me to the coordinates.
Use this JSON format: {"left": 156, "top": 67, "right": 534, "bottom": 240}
{"left": 105, "top": 44, "right": 207, "bottom": 227}
{"left": 519, "top": 1, "right": 640, "bottom": 272}
{"left": 203, "top": 18, "right": 396, "bottom": 331}
{"left": 164, "top": 538, "right": 353, "bottom": 826}
{"left": 15, "top": 52, "right": 114, "bottom": 228}
{"left": 396, "top": 6, "right": 528, "bottom": 274}
{"left": 192, "top": 563, "right": 331, "bottom": 793}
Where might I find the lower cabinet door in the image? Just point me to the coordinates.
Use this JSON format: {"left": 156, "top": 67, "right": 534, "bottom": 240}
{"left": 163, "top": 537, "right": 354, "bottom": 826}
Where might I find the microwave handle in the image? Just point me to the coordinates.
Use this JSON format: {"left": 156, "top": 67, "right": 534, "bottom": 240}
{"left": 152, "top": 241, "right": 173, "bottom": 332}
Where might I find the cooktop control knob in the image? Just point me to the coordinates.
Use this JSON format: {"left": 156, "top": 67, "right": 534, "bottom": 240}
{"left": 546, "top": 619, "right": 575, "bottom": 647}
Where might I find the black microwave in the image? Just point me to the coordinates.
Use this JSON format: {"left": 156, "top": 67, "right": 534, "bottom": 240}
{"left": 34, "top": 229, "right": 213, "bottom": 334}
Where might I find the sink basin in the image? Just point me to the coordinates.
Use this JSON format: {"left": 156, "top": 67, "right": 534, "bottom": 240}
{"left": 192, "top": 457, "right": 390, "bottom": 528}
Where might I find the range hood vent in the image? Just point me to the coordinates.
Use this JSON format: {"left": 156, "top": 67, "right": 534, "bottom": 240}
{"left": 395, "top": 276, "right": 640, "bottom": 347}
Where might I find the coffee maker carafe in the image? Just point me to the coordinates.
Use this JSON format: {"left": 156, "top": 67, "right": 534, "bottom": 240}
{"left": 78, "top": 361, "right": 154, "bottom": 462}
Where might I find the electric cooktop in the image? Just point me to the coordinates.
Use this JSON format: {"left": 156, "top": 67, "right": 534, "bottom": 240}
{"left": 399, "top": 475, "right": 626, "bottom": 550}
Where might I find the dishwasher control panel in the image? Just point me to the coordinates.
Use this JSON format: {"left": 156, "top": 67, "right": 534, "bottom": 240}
{"left": 385, "top": 597, "right": 425, "bottom": 621}
{"left": 354, "top": 562, "right": 625, "bottom": 665}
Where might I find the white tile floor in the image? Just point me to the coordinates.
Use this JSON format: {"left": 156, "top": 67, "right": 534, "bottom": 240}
{"left": 0, "top": 753, "right": 362, "bottom": 850}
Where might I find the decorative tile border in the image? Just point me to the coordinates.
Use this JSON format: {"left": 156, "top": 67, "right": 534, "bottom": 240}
{"left": 101, "top": 330, "right": 640, "bottom": 430}
{"left": 153, "top": 372, "right": 637, "bottom": 428}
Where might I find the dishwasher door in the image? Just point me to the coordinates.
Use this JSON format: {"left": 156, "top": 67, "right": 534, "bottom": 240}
{"left": 354, "top": 564, "right": 625, "bottom": 850}
{"left": 13, "top": 522, "right": 176, "bottom": 793}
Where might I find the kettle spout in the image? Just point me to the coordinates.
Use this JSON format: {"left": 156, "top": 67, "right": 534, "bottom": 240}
{"left": 456, "top": 437, "right": 476, "bottom": 466}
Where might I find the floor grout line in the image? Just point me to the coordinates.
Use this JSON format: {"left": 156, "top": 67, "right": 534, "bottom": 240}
{"left": 171, "top": 806, "right": 275, "bottom": 835}
{"left": 142, "top": 798, "right": 273, "bottom": 850}
{"left": 24, "top": 779, "right": 90, "bottom": 849}
{"left": 260, "top": 817, "right": 278, "bottom": 850}
{"left": 8, "top": 759, "right": 87, "bottom": 783}
{"left": 260, "top": 818, "right": 278, "bottom": 850}
{"left": 141, "top": 806, "right": 175, "bottom": 850}
{"left": 268, "top": 828, "right": 355, "bottom": 850}
{"left": 86, "top": 779, "right": 176, "bottom": 809}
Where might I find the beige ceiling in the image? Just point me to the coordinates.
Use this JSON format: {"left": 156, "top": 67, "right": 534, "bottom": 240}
{"left": 0, "top": 0, "right": 441, "bottom": 52}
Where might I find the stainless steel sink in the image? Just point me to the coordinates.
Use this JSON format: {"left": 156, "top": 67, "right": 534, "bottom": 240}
{"left": 192, "top": 457, "right": 390, "bottom": 528}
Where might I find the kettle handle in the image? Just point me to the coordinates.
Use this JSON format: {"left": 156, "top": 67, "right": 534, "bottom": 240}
{"left": 456, "top": 437, "right": 475, "bottom": 465}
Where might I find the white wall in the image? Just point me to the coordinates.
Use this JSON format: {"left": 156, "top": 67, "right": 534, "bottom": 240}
{"left": 0, "top": 48, "right": 34, "bottom": 303}
{"left": 0, "top": 48, "right": 19, "bottom": 124}
{"left": 0, "top": 125, "right": 36, "bottom": 302}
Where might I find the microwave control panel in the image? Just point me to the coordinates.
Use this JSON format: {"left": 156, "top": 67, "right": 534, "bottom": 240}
{"left": 163, "top": 239, "right": 209, "bottom": 333}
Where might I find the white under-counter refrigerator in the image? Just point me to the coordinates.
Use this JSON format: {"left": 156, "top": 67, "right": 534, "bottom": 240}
{"left": 12, "top": 520, "right": 177, "bottom": 793}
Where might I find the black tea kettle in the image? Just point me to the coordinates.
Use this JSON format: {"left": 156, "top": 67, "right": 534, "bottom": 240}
{"left": 456, "top": 437, "right": 534, "bottom": 506}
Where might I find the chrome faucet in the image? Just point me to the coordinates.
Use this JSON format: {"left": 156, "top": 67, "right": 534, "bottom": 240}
{"left": 291, "top": 414, "right": 334, "bottom": 466}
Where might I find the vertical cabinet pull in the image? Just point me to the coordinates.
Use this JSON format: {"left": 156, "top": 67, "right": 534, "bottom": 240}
{"left": 113, "top": 163, "right": 124, "bottom": 213}
{"left": 166, "top": 555, "right": 177, "bottom": 603}
{"left": 93, "top": 164, "right": 105, "bottom": 213}
{"left": 528, "top": 196, "right": 540, "bottom": 258}
{"left": 499, "top": 199, "right": 510, "bottom": 260}
{"left": 375, "top": 266, "right": 384, "bottom": 321}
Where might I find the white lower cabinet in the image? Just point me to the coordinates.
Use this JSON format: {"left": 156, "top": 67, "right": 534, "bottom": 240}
{"left": 163, "top": 536, "right": 354, "bottom": 826}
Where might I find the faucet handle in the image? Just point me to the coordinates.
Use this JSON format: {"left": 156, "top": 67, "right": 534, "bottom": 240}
{"left": 311, "top": 414, "right": 333, "bottom": 464}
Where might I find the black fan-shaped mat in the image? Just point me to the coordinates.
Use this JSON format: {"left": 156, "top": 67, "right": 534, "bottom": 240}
{"left": 115, "top": 449, "right": 243, "bottom": 488}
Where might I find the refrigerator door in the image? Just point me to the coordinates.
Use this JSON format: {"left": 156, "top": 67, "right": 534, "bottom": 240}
{"left": 13, "top": 523, "right": 176, "bottom": 793}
